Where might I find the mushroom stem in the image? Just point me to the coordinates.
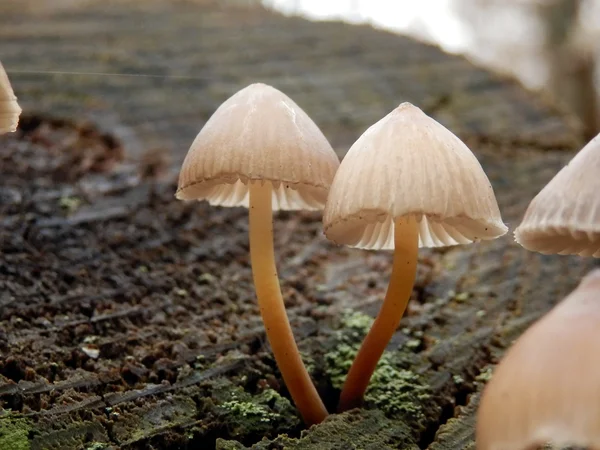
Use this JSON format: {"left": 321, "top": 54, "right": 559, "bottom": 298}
{"left": 338, "top": 215, "right": 419, "bottom": 412}
{"left": 248, "top": 181, "right": 328, "bottom": 426}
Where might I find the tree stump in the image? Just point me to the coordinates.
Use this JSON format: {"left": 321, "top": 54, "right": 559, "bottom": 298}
{"left": 0, "top": 2, "right": 595, "bottom": 449}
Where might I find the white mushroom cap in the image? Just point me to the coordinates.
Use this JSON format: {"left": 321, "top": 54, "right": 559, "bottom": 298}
{"left": 514, "top": 133, "right": 600, "bottom": 257}
{"left": 476, "top": 269, "right": 600, "bottom": 450}
{"left": 0, "top": 62, "right": 22, "bottom": 134}
{"left": 323, "top": 102, "right": 507, "bottom": 250}
{"left": 176, "top": 83, "right": 340, "bottom": 211}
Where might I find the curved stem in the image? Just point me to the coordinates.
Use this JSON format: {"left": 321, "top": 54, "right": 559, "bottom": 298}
{"left": 248, "top": 181, "right": 328, "bottom": 426}
{"left": 338, "top": 215, "right": 419, "bottom": 412}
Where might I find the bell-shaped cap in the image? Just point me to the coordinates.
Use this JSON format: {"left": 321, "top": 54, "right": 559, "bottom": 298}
{"left": 176, "top": 83, "right": 340, "bottom": 211}
{"left": 0, "top": 62, "right": 22, "bottom": 134}
{"left": 514, "top": 133, "right": 600, "bottom": 257}
{"left": 476, "top": 269, "right": 600, "bottom": 450}
{"left": 323, "top": 102, "right": 507, "bottom": 250}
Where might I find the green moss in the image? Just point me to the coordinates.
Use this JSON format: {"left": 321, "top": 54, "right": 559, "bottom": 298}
{"left": 475, "top": 366, "right": 493, "bottom": 383}
{"left": 197, "top": 273, "right": 216, "bottom": 284}
{"left": 221, "top": 399, "right": 273, "bottom": 423}
{"left": 85, "top": 443, "right": 109, "bottom": 450}
{"left": 58, "top": 195, "right": 82, "bottom": 213}
{"left": 299, "top": 350, "right": 316, "bottom": 376}
{"left": 365, "top": 353, "right": 429, "bottom": 421}
{"left": 215, "top": 440, "right": 246, "bottom": 450}
{"left": 324, "top": 342, "right": 357, "bottom": 390}
{"left": 220, "top": 388, "right": 288, "bottom": 423}
{"left": 217, "top": 409, "right": 418, "bottom": 449}
{"left": 339, "top": 309, "right": 374, "bottom": 332}
{"left": 0, "top": 416, "right": 32, "bottom": 450}
{"left": 214, "top": 383, "right": 300, "bottom": 439}
{"left": 405, "top": 338, "right": 421, "bottom": 349}
{"left": 324, "top": 310, "right": 374, "bottom": 389}
{"left": 324, "top": 310, "right": 430, "bottom": 426}
{"left": 453, "top": 374, "right": 465, "bottom": 384}
{"left": 453, "top": 292, "right": 470, "bottom": 302}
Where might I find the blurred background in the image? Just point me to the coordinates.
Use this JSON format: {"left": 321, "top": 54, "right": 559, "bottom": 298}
{"left": 1, "top": 0, "right": 598, "bottom": 153}
{"left": 269, "top": 0, "right": 600, "bottom": 140}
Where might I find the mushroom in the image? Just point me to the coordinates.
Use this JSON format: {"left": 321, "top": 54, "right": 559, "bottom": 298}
{"left": 176, "top": 83, "right": 340, "bottom": 425}
{"left": 476, "top": 268, "right": 600, "bottom": 450}
{"left": 0, "top": 61, "right": 22, "bottom": 134}
{"left": 323, "top": 102, "right": 507, "bottom": 412}
{"left": 514, "top": 132, "right": 600, "bottom": 257}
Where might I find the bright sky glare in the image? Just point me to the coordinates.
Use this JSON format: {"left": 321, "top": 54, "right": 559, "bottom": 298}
{"left": 265, "top": 0, "right": 470, "bottom": 53}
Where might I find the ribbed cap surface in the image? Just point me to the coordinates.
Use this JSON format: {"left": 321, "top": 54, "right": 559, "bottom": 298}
{"left": 514, "top": 133, "right": 600, "bottom": 257}
{"left": 176, "top": 83, "right": 340, "bottom": 211}
{"left": 476, "top": 269, "right": 600, "bottom": 450}
{"left": 0, "top": 62, "right": 22, "bottom": 134}
{"left": 323, "top": 102, "right": 507, "bottom": 250}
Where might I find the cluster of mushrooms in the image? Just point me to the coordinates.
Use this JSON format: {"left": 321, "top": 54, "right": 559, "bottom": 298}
{"left": 175, "top": 83, "right": 511, "bottom": 425}
{"left": 2, "top": 61, "right": 600, "bottom": 448}
{"left": 175, "top": 82, "right": 600, "bottom": 449}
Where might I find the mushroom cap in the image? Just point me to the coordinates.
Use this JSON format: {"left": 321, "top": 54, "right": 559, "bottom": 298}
{"left": 0, "top": 61, "right": 22, "bottom": 134}
{"left": 476, "top": 269, "right": 600, "bottom": 450}
{"left": 176, "top": 83, "right": 340, "bottom": 211}
{"left": 514, "top": 133, "right": 600, "bottom": 257}
{"left": 322, "top": 102, "right": 507, "bottom": 250}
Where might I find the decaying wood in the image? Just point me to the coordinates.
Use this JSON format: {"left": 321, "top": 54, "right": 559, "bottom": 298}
{"left": 0, "top": 1, "right": 597, "bottom": 449}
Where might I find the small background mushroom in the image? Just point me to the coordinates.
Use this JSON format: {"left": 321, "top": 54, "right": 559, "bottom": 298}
{"left": 476, "top": 268, "right": 600, "bottom": 450}
{"left": 176, "top": 82, "right": 340, "bottom": 425}
{"left": 514, "top": 131, "right": 600, "bottom": 257}
{"left": 323, "top": 102, "right": 507, "bottom": 412}
{"left": 0, "top": 61, "right": 22, "bottom": 134}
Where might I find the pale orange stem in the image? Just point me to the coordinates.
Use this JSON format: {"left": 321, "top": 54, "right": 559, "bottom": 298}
{"left": 338, "top": 215, "right": 419, "bottom": 412}
{"left": 249, "top": 181, "right": 328, "bottom": 426}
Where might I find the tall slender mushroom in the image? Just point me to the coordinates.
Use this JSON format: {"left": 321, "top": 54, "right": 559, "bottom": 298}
{"left": 0, "top": 61, "right": 22, "bottom": 134}
{"left": 514, "top": 132, "right": 600, "bottom": 257}
{"left": 323, "top": 102, "right": 507, "bottom": 412}
{"left": 476, "top": 269, "right": 600, "bottom": 450}
{"left": 176, "top": 83, "right": 339, "bottom": 425}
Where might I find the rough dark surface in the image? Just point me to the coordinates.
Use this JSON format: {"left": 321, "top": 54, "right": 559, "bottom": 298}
{"left": 0, "top": 1, "right": 598, "bottom": 449}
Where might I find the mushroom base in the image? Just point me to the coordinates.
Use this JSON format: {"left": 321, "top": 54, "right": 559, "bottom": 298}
{"left": 337, "top": 215, "right": 420, "bottom": 412}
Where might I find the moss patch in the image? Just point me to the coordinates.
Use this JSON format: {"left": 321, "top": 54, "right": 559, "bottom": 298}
{"left": 85, "top": 444, "right": 110, "bottom": 450}
{"left": 324, "top": 310, "right": 430, "bottom": 429}
{"left": 324, "top": 310, "right": 373, "bottom": 390}
{"left": 213, "top": 381, "right": 301, "bottom": 440}
{"left": 216, "top": 409, "right": 418, "bottom": 450}
{"left": 0, "top": 416, "right": 32, "bottom": 450}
